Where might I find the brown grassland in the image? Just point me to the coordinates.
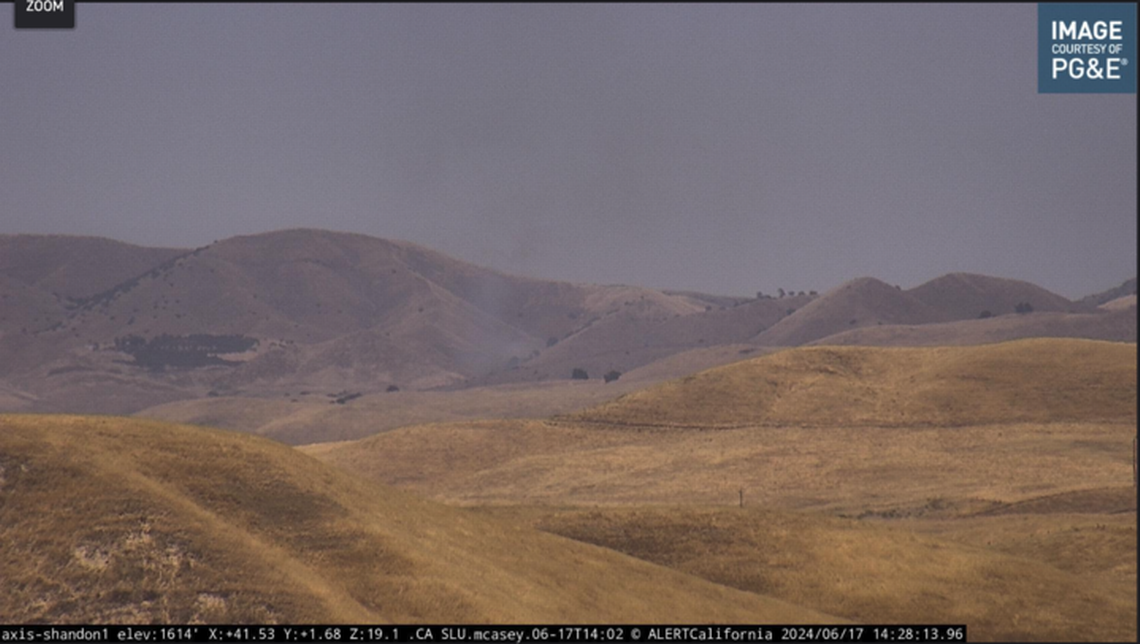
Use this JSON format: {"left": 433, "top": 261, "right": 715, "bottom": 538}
{"left": 0, "top": 414, "right": 844, "bottom": 624}
{"left": 1, "top": 338, "right": 1134, "bottom": 640}
{"left": 305, "top": 338, "right": 1137, "bottom": 641}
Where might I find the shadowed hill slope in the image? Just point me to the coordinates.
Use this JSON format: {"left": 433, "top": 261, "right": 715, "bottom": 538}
{"left": 0, "top": 234, "right": 186, "bottom": 305}
{"left": 568, "top": 338, "right": 1136, "bottom": 428}
{"left": 0, "top": 414, "right": 843, "bottom": 624}
{"left": 1079, "top": 277, "right": 1137, "bottom": 307}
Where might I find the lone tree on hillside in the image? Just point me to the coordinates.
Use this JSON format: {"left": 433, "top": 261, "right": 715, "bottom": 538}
{"left": 571, "top": 368, "right": 589, "bottom": 380}
{"left": 604, "top": 370, "right": 622, "bottom": 383}
{"left": 1015, "top": 302, "right": 1034, "bottom": 314}
{"left": 978, "top": 310, "right": 993, "bottom": 319}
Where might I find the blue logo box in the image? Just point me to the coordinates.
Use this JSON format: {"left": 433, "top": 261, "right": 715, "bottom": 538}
{"left": 1038, "top": 3, "right": 1136, "bottom": 93}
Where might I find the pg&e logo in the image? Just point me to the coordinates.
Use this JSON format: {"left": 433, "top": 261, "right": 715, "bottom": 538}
{"left": 1038, "top": 3, "right": 1136, "bottom": 93}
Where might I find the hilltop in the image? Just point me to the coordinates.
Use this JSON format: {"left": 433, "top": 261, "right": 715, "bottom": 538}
{"left": 908, "top": 272, "right": 1088, "bottom": 319}
{"left": 752, "top": 277, "right": 949, "bottom": 346}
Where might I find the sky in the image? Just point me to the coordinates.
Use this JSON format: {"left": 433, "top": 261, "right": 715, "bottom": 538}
{"left": 1, "top": 4, "right": 1135, "bottom": 299}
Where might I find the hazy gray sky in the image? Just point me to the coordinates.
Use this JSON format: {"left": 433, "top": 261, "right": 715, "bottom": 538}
{"left": 1, "top": 4, "right": 1135, "bottom": 298}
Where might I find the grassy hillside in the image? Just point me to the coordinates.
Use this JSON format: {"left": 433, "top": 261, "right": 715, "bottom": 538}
{"left": 811, "top": 309, "right": 1136, "bottom": 347}
{"left": 305, "top": 338, "right": 1136, "bottom": 641}
{"left": 0, "top": 414, "right": 842, "bottom": 624}
{"left": 526, "top": 506, "right": 1136, "bottom": 642}
{"left": 569, "top": 339, "right": 1136, "bottom": 428}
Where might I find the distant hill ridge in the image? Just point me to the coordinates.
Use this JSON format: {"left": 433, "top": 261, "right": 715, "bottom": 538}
{"left": 0, "top": 229, "right": 1132, "bottom": 418}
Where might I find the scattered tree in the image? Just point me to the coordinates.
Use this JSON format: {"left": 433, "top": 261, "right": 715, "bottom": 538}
{"left": 978, "top": 310, "right": 993, "bottom": 319}
{"left": 571, "top": 368, "right": 589, "bottom": 380}
{"left": 604, "top": 370, "right": 622, "bottom": 383}
{"left": 1015, "top": 302, "right": 1034, "bottom": 314}
{"left": 386, "top": 384, "right": 400, "bottom": 392}
{"left": 777, "top": 288, "right": 785, "bottom": 298}
{"left": 546, "top": 337, "right": 559, "bottom": 347}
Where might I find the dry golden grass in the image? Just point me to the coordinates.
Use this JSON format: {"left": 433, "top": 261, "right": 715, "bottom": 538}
{"left": 506, "top": 506, "right": 1135, "bottom": 642}
{"left": 810, "top": 309, "right": 1136, "bottom": 347}
{"left": 0, "top": 414, "right": 844, "bottom": 624}
{"left": 306, "top": 338, "right": 1136, "bottom": 641}
{"left": 567, "top": 338, "right": 1136, "bottom": 428}
{"left": 305, "top": 419, "right": 1135, "bottom": 512}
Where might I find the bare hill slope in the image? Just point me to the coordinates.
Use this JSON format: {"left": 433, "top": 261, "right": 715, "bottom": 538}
{"left": 0, "top": 234, "right": 185, "bottom": 300}
{"left": 752, "top": 277, "right": 949, "bottom": 346}
{"left": 906, "top": 272, "right": 1085, "bottom": 319}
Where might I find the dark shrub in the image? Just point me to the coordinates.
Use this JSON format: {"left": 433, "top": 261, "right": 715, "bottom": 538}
{"left": 1015, "top": 302, "right": 1034, "bottom": 314}
{"left": 604, "top": 370, "right": 622, "bottom": 383}
{"left": 386, "top": 384, "right": 400, "bottom": 392}
{"left": 571, "top": 368, "right": 589, "bottom": 380}
{"left": 978, "top": 310, "right": 993, "bottom": 319}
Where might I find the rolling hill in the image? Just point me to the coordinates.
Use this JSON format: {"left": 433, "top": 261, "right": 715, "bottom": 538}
{"left": 1079, "top": 276, "right": 1137, "bottom": 307}
{"left": 0, "top": 234, "right": 185, "bottom": 301}
{"left": 752, "top": 277, "right": 950, "bottom": 346}
{"left": 307, "top": 338, "right": 1136, "bottom": 511}
{"left": 1, "top": 230, "right": 1133, "bottom": 429}
{"left": 907, "top": 272, "right": 1087, "bottom": 319}
{"left": 0, "top": 230, "right": 724, "bottom": 412}
{"left": 568, "top": 338, "right": 1136, "bottom": 428}
{"left": 809, "top": 308, "right": 1136, "bottom": 347}
{"left": 304, "top": 338, "right": 1136, "bottom": 640}
{"left": 0, "top": 414, "right": 843, "bottom": 624}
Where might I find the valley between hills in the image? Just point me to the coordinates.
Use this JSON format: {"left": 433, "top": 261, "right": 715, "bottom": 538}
{"left": 0, "top": 230, "right": 1135, "bottom": 640}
